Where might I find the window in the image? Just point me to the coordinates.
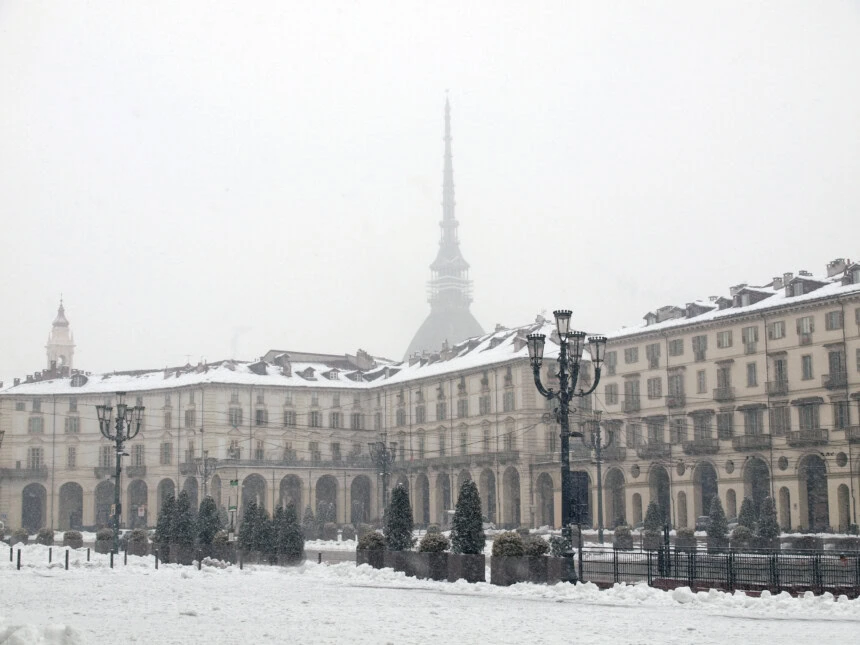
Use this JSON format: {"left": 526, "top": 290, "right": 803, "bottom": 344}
{"left": 28, "top": 447, "right": 44, "bottom": 470}
{"left": 67, "top": 446, "right": 76, "bottom": 468}
{"left": 415, "top": 405, "right": 426, "bottom": 424}
{"left": 742, "top": 409, "right": 762, "bottom": 436}
{"left": 769, "top": 406, "right": 790, "bottom": 435}
{"left": 329, "top": 412, "right": 342, "bottom": 429}
{"left": 626, "top": 423, "right": 642, "bottom": 447}
{"left": 164, "top": 395, "right": 171, "bottom": 407}
{"left": 100, "top": 445, "right": 114, "bottom": 468}
{"left": 668, "top": 373, "right": 684, "bottom": 397}
{"left": 767, "top": 320, "right": 786, "bottom": 340}
{"left": 857, "top": 347, "right": 860, "bottom": 373}
{"left": 717, "top": 412, "right": 734, "bottom": 439}
{"left": 645, "top": 343, "right": 660, "bottom": 368}
{"left": 692, "top": 335, "right": 708, "bottom": 361}
{"left": 460, "top": 430, "right": 468, "bottom": 455}
{"left": 185, "top": 409, "right": 196, "bottom": 428}
{"left": 828, "top": 350, "right": 847, "bottom": 378}
{"left": 311, "top": 394, "right": 319, "bottom": 407}
{"left": 457, "top": 398, "right": 469, "bottom": 418}
{"left": 606, "top": 351, "right": 617, "bottom": 376}
{"left": 669, "top": 417, "right": 687, "bottom": 443}
{"left": 438, "top": 433, "right": 446, "bottom": 457}
{"left": 797, "top": 315, "right": 814, "bottom": 335}
{"left": 479, "top": 395, "right": 491, "bottom": 416}
{"left": 504, "top": 420, "right": 515, "bottom": 451}
{"left": 229, "top": 407, "right": 242, "bottom": 427}
{"left": 605, "top": 383, "right": 619, "bottom": 405}
{"left": 185, "top": 440, "right": 195, "bottom": 463}
{"left": 256, "top": 393, "right": 265, "bottom": 405}
{"left": 160, "top": 442, "right": 173, "bottom": 465}
{"left": 331, "top": 443, "right": 341, "bottom": 462}
{"left": 623, "top": 379, "right": 640, "bottom": 410}
{"left": 254, "top": 440, "right": 265, "bottom": 461}
{"left": 163, "top": 411, "right": 172, "bottom": 429}
{"left": 353, "top": 393, "right": 361, "bottom": 407}
{"left": 646, "top": 419, "right": 664, "bottom": 443}
{"left": 284, "top": 410, "right": 297, "bottom": 427}
{"left": 546, "top": 428, "right": 558, "bottom": 454}
{"left": 746, "top": 362, "right": 757, "bottom": 387}
{"left": 374, "top": 412, "right": 382, "bottom": 431}
{"left": 801, "top": 355, "right": 814, "bottom": 380}
{"left": 773, "top": 357, "right": 788, "bottom": 384}
{"left": 825, "top": 310, "right": 843, "bottom": 331}
{"left": 503, "top": 390, "right": 515, "bottom": 412}
{"left": 716, "top": 330, "right": 733, "bottom": 349}
{"left": 68, "top": 397, "right": 77, "bottom": 412}
{"left": 646, "top": 377, "right": 662, "bottom": 399}
{"left": 32, "top": 399, "right": 42, "bottom": 413}
{"left": 27, "top": 417, "right": 44, "bottom": 434}
{"left": 332, "top": 393, "right": 341, "bottom": 408}
{"left": 350, "top": 412, "right": 362, "bottom": 430}
{"left": 742, "top": 326, "right": 758, "bottom": 353}
{"left": 692, "top": 415, "right": 711, "bottom": 440}
{"left": 309, "top": 410, "right": 322, "bottom": 428}
{"left": 668, "top": 339, "right": 683, "bottom": 357}
{"left": 436, "top": 401, "right": 447, "bottom": 421}
{"left": 417, "top": 434, "right": 426, "bottom": 459}
{"left": 624, "top": 347, "right": 639, "bottom": 364}
{"left": 284, "top": 391, "right": 293, "bottom": 406}
{"left": 309, "top": 441, "right": 320, "bottom": 461}
{"left": 482, "top": 426, "right": 491, "bottom": 452}
{"left": 716, "top": 366, "right": 732, "bottom": 389}
{"left": 833, "top": 401, "right": 851, "bottom": 429}
{"left": 132, "top": 444, "right": 145, "bottom": 467}
{"left": 696, "top": 370, "right": 706, "bottom": 394}
{"left": 395, "top": 408, "right": 406, "bottom": 427}
{"left": 255, "top": 408, "right": 269, "bottom": 426}
{"left": 15, "top": 402, "right": 25, "bottom": 411}
{"left": 798, "top": 404, "right": 820, "bottom": 430}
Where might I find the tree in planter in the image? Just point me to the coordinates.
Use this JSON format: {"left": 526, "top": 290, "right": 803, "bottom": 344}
{"left": 154, "top": 494, "right": 176, "bottom": 546}
{"left": 707, "top": 496, "right": 728, "bottom": 540}
{"left": 384, "top": 484, "right": 413, "bottom": 551}
{"left": 36, "top": 528, "right": 55, "bottom": 546}
{"left": 643, "top": 501, "right": 663, "bottom": 533}
{"left": 253, "top": 506, "right": 274, "bottom": 555}
{"left": 173, "top": 491, "right": 196, "bottom": 547}
{"left": 418, "top": 532, "right": 449, "bottom": 553}
{"left": 197, "top": 496, "right": 222, "bottom": 546}
{"left": 523, "top": 536, "right": 549, "bottom": 556}
{"left": 276, "top": 503, "right": 305, "bottom": 564}
{"left": 738, "top": 497, "right": 757, "bottom": 532}
{"left": 451, "top": 479, "right": 485, "bottom": 554}
{"left": 757, "top": 496, "right": 780, "bottom": 544}
{"left": 238, "top": 501, "right": 259, "bottom": 551}
{"left": 301, "top": 505, "right": 316, "bottom": 539}
{"left": 492, "top": 531, "right": 525, "bottom": 557}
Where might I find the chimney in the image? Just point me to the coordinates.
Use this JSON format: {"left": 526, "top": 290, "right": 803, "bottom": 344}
{"left": 729, "top": 283, "right": 747, "bottom": 297}
{"left": 495, "top": 323, "right": 505, "bottom": 332}
{"left": 772, "top": 276, "right": 783, "bottom": 290}
{"left": 14, "top": 378, "right": 20, "bottom": 386}
{"left": 708, "top": 296, "right": 718, "bottom": 302}
{"left": 798, "top": 269, "right": 812, "bottom": 277}
{"left": 827, "top": 258, "right": 847, "bottom": 278}
{"left": 783, "top": 272, "right": 793, "bottom": 285}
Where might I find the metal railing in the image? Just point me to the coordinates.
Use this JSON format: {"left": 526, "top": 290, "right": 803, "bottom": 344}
{"left": 636, "top": 442, "right": 671, "bottom": 460}
{"left": 666, "top": 394, "right": 686, "bottom": 409}
{"left": 682, "top": 438, "right": 720, "bottom": 455}
{"left": 766, "top": 380, "right": 789, "bottom": 396}
{"left": 622, "top": 399, "right": 641, "bottom": 413}
{"left": 847, "top": 426, "right": 860, "bottom": 444}
{"left": 787, "top": 429, "right": 829, "bottom": 447}
{"left": 823, "top": 372, "right": 848, "bottom": 389}
{"left": 0, "top": 466, "right": 49, "bottom": 480}
{"left": 731, "top": 434, "right": 772, "bottom": 451}
{"left": 713, "top": 387, "right": 735, "bottom": 402}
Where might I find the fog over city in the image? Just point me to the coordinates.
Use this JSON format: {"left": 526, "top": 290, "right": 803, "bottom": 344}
{"left": 1, "top": 1, "right": 858, "bottom": 383}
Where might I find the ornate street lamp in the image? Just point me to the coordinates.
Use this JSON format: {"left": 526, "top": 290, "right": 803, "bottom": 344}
{"left": 96, "top": 392, "right": 144, "bottom": 555}
{"left": 368, "top": 438, "right": 396, "bottom": 515}
{"left": 582, "top": 411, "right": 613, "bottom": 544}
{"left": 527, "top": 311, "right": 607, "bottom": 540}
{"left": 195, "top": 450, "right": 218, "bottom": 499}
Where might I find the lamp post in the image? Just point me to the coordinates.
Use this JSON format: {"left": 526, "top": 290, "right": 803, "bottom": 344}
{"left": 582, "top": 411, "right": 613, "bottom": 544}
{"left": 527, "top": 310, "right": 606, "bottom": 540}
{"left": 369, "top": 438, "right": 396, "bottom": 516}
{"left": 96, "top": 392, "right": 144, "bottom": 555}
{"left": 195, "top": 450, "right": 218, "bottom": 499}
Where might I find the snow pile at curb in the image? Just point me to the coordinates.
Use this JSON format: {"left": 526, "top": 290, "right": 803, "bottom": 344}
{"left": 0, "top": 618, "right": 83, "bottom": 645}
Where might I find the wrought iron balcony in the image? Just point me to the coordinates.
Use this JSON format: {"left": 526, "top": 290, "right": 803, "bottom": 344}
{"left": 223, "top": 455, "right": 374, "bottom": 469}
{"left": 713, "top": 387, "right": 735, "bottom": 402}
{"left": 622, "top": 399, "right": 641, "bottom": 414}
{"left": 682, "top": 438, "right": 720, "bottom": 456}
{"left": 822, "top": 372, "right": 848, "bottom": 390}
{"left": 126, "top": 466, "right": 147, "bottom": 477}
{"left": 601, "top": 446, "right": 627, "bottom": 462}
{"left": 787, "top": 429, "right": 829, "bottom": 447}
{"left": 666, "top": 393, "right": 686, "bottom": 409}
{"left": 766, "top": 380, "right": 789, "bottom": 396}
{"left": 636, "top": 442, "right": 671, "bottom": 460}
{"left": 93, "top": 466, "right": 114, "bottom": 478}
{"left": 847, "top": 426, "right": 860, "bottom": 444}
{"left": 0, "top": 466, "right": 48, "bottom": 480}
{"left": 731, "top": 434, "right": 771, "bottom": 451}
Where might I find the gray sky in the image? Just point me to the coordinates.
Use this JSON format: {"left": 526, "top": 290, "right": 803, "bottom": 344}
{"left": 1, "top": 1, "right": 859, "bottom": 383}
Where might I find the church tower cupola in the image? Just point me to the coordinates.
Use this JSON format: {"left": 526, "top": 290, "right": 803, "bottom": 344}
{"left": 46, "top": 297, "right": 75, "bottom": 371}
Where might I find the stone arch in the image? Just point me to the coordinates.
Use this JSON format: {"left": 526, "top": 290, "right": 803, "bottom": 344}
{"left": 413, "top": 473, "right": 430, "bottom": 526}
{"left": 837, "top": 484, "right": 850, "bottom": 533}
{"left": 726, "top": 488, "right": 737, "bottom": 519}
{"left": 632, "top": 493, "right": 643, "bottom": 526}
{"left": 798, "top": 454, "right": 829, "bottom": 531}
{"left": 693, "top": 461, "right": 719, "bottom": 518}
{"left": 22, "top": 483, "right": 47, "bottom": 532}
{"left": 502, "top": 466, "right": 521, "bottom": 528}
{"left": 604, "top": 468, "right": 626, "bottom": 528}
{"left": 315, "top": 475, "right": 338, "bottom": 523}
{"left": 157, "top": 478, "right": 175, "bottom": 515}
{"left": 479, "top": 468, "right": 497, "bottom": 524}
{"left": 648, "top": 465, "right": 671, "bottom": 525}
{"left": 242, "top": 474, "right": 267, "bottom": 510}
{"left": 94, "top": 480, "right": 115, "bottom": 528}
{"left": 210, "top": 474, "right": 222, "bottom": 508}
{"left": 58, "top": 482, "right": 83, "bottom": 530}
{"left": 279, "top": 475, "right": 303, "bottom": 509}
{"left": 677, "top": 491, "right": 688, "bottom": 528}
{"left": 570, "top": 470, "right": 591, "bottom": 526}
{"left": 127, "top": 479, "right": 148, "bottom": 529}
{"left": 778, "top": 486, "right": 791, "bottom": 530}
{"left": 183, "top": 476, "right": 199, "bottom": 510}
{"left": 535, "top": 472, "right": 554, "bottom": 528}
{"left": 350, "top": 475, "right": 372, "bottom": 526}
{"left": 743, "top": 456, "right": 771, "bottom": 514}
{"left": 436, "top": 473, "right": 452, "bottom": 525}
{"left": 457, "top": 469, "right": 472, "bottom": 495}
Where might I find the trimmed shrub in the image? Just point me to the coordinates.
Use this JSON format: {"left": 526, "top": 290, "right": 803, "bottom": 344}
{"left": 173, "top": 491, "right": 196, "bottom": 547}
{"left": 731, "top": 525, "right": 753, "bottom": 548}
{"left": 322, "top": 522, "right": 338, "bottom": 542}
{"left": 738, "top": 497, "right": 757, "bottom": 531}
{"left": 676, "top": 527, "right": 695, "bottom": 539}
{"left": 238, "top": 501, "right": 259, "bottom": 551}
{"left": 36, "top": 528, "right": 54, "bottom": 546}
{"left": 357, "top": 523, "right": 374, "bottom": 539}
{"left": 275, "top": 503, "right": 304, "bottom": 564}
{"left": 492, "top": 531, "right": 525, "bottom": 557}
{"left": 523, "top": 536, "right": 549, "bottom": 556}
{"left": 707, "top": 496, "right": 728, "bottom": 540}
{"left": 642, "top": 529, "right": 662, "bottom": 550}
{"left": 426, "top": 524, "right": 441, "bottom": 535}
{"left": 154, "top": 494, "right": 176, "bottom": 546}
{"left": 213, "top": 530, "right": 229, "bottom": 546}
{"left": 12, "top": 528, "right": 29, "bottom": 545}
{"left": 301, "top": 506, "right": 316, "bottom": 539}
{"left": 63, "top": 531, "right": 83, "bottom": 549}
{"left": 451, "top": 480, "right": 485, "bottom": 555}
{"left": 196, "top": 496, "right": 222, "bottom": 546}
{"left": 549, "top": 534, "right": 572, "bottom": 557}
{"left": 418, "top": 532, "right": 450, "bottom": 553}
{"left": 676, "top": 527, "right": 696, "bottom": 551}
{"left": 516, "top": 526, "right": 530, "bottom": 538}
{"left": 644, "top": 501, "right": 663, "bottom": 533}
{"left": 757, "top": 497, "right": 780, "bottom": 540}
{"left": 341, "top": 525, "right": 356, "bottom": 541}
{"left": 127, "top": 528, "right": 148, "bottom": 555}
{"left": 357, "top": 531, "right": 385, "bottom": 551}
{"left": 96, "top": 528, "right": 113, "bottom": 541}
{"left": 384, "top": 484, "right": 414, "bottom": 551}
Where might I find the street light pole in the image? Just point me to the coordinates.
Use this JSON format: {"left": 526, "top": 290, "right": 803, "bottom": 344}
{"left": 583, "top": 411, "right": 613, "bottom": 544}
{"left": 96, "top": 392, "right": 144, "bottom": 555}
{"left": 527, "top": 311, "right": 606, "bottom": 540}
{"left": 369, "top": 437, "right": 395, "bottom": 517}
{"left": 196, "top": 450, "right": 217, "bottom": 499}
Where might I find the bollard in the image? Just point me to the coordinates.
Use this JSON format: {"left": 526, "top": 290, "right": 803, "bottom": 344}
{"left": 49, "top": 547, "right": 52, "bottom": 564}
{"left": 239, "top": 553, "right": 243, "bottom": 570}
{"left": 124, "top": 550, "right": 128, "bottom": 566}
{"left": 65, "top": 550, "right": 69, "bottom": 570}
{"left": 318, "top": 552, "right": 322, "bottom": 564}
{"left": 87, "top": 548, "right": 90, "bottom": 562}
{"left": 154, "top": 552, "right": 159, "bottom": 570}
{"left": 17, "top": 549, "right": 21, "bottom": 570}
{"left": 198, "top": 557, "right": 202, "bottom": 571}
{"left": 110, "top": 551, "right": 114, "bottom": 568}
{"left": 9, "top": 546, "right": 12, "bottom": 562}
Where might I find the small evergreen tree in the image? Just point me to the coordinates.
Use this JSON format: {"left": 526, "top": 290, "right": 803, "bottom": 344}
{"left": 643, "top": 501, "right": 663, "bottom": 533}
{"left": 238, "top": 501, "right": 258, "bottom": 550}
{"left": 738, "top": 497, "right": 757, "bottom": 531}
{"left": 277, "top": 503, "right": 305, "bottom": 563}
{"left": 154, "top": 494, "right": 176, "bottom": 545}
{"left": 253, "top": 505, "right": 274, "bottom": 554}
{"left": 301, "top": 505, "right": 316, "bottom": 539}
{"left": 173, "top": 490, "right": 195, "bottom": 546}
{"left": 451, "top": 479, "right": 485, "bottom": 555}
{"left": 197, "top": 496, "right": 222, "bottom": 546}
{"left": 384, "top": 484, "right": 413, "bottom": 551}
{"left": 707, "top": 496, "right": 728, "bottom": 539}
{"left": 757, "top": 496, "right": 780, "bottom": 540}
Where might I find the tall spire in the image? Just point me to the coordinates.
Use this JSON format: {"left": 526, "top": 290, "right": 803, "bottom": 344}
{"left": 442, "top": 93, "right": 455, "bottom": 225}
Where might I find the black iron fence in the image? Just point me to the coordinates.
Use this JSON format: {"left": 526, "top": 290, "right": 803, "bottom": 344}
{"left": 579, "top": 547, "right": 860, "bottom": 597}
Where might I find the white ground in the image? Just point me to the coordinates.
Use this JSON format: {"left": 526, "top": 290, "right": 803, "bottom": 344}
{"left": 2, "top": 545, "right": 859, "bottom": 644}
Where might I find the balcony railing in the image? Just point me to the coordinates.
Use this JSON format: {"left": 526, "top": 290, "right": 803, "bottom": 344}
{"left": 787, "top": 429, "right": 829, "bottom": 447}
{"left": 666, "top": 393, "right": 686, "bottom": 409}
{"left": 622, "top": 399, "right": 641, "bottom": 414}
{"left": 713, "top": 387, "right": 735, "bottom": 402}
{"left": 731, "top": 434, "right": 771, "bottom": 451}
{"left": 601, "top": 446, "right": 627, "bottom": 462}
{"left": 822, "top": 372, "right": 848, "bottom": 390}
{"left": 126, "top": 465, "right": 147, "bottom": 477}
{"left": 682, "top": 438, "right": 720, "bottom": 456}
{"left": 766, "top": 380, "right": 789, "bottom": 396}
{"left": 402, "top": 451, "right": 521, "bottom": 470}
{"left": 0, "top": 466, "right": 48, "bottom": 480}
{"left": 847, "top": 426, "right": 860, "bottom": 444}
{"left": 223, "top": 455, "right": 374, "bottom": 469}
{"left": 636, "top": 442, "right": 671, "bottom": 460}
{"left": 93, "top": 466, "right": 114, "bottom": 478}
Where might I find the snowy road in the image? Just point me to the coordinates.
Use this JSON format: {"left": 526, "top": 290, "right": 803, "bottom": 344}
{"left": 1, "top": 547, "right": 858, "bottom": 644}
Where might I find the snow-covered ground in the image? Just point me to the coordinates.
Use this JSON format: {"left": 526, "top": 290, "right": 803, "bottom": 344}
{"left": 2, "top": 544, "right": 859, "bottom": 644}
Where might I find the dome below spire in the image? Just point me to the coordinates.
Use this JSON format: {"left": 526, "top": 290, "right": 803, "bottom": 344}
{"left": 53, "top": 299, "right": 69, "bottom": 327}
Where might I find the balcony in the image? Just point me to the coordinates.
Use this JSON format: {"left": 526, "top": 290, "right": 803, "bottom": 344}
{"left": 601, "top": 446, "right": 627, "bottom": 462}
{"left": 822, "top": 372, "right": 848, "bottom": 390}
{"left": 787, "top": 429, "right": 829, "bottom": 448}
{"left": 847, "top": 426, "right": 860, "bottom": 444}
{"left": 731, "top": 434, "right": 772, "bottom": 451}
{"left": 713, "top": 387, "right": 735, "bottom": 402}
{"left": 223, "top": 455, "right": 374, "bottom": 470}
{"left": 766, "top": 380, "right": 789, "bottom": 396}
{"left": 179, "top": 462, "right": 197, "bottom": 476}
{"left": 126, "top": 466, "right": 147, "bottom": 477}
{"left": 636, "top": 442, "right": 671, "bottom": 460}
{"left": 622, "top": 399, "right": 641, "bottom": 414}
{"left": 667, "top": 393, "right": 686, "bottom": 409}
{"left": 404, "top": 451, "right": 521, "bottom": 470}
{"left": 0, "top": 466, "right": 48, "bottom": 480}
{"left": 682, "top": 438, "right": 720, "bottom": 456}
{"left": 93, "top": 466, "right": 114, "bottom": 478}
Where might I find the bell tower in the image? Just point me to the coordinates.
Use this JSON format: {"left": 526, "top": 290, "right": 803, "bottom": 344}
{"left": 46, "top": 297, "right": 75, "bottom": 371}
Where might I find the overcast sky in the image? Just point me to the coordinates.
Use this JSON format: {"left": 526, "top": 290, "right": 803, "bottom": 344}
{"left": 1, "top": 1, "right": 858, "bottom": 383}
